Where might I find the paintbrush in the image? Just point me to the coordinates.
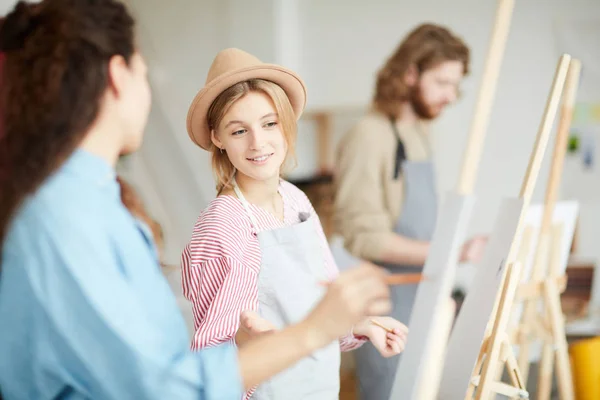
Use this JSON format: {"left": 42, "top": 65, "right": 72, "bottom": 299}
{"left": 370, "top": 318, "right": 395, "bottom": 333}
{"left": 319, "top": 272, "right": 425, "bottom": 287}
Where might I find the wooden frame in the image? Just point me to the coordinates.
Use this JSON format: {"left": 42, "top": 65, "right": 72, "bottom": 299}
{"left": 508, "top": 59, "right": 581, "bottom": 400}
{"left": 389, "top": 0, "right": 517, "bottom": 398}
{"left": 438, "top": 54, "right": 572, "bottom": 400}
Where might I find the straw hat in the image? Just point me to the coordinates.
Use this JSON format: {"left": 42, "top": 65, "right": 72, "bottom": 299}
{"left": 186, "top": 48, "right": 307, "bottom": 150}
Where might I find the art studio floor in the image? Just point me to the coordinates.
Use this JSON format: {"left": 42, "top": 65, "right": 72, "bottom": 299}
{"left": 340, "top": 370, "right": 358, "bottom": 400}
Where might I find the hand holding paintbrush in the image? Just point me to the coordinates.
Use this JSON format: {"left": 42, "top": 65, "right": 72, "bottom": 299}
{"left": 352, "top": 316, "right": 409, "bottom": 358}
{"left": 317, "top": 264, "right": 413, "bottom": 357}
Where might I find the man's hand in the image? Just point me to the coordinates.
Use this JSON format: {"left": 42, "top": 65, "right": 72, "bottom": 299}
{"left": 460, "top": 235, "right": 488, "bottom": 264}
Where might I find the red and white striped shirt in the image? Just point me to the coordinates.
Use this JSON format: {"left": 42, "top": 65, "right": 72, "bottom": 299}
{"left": 181, "top": 179, "right": 366, "bottom": 357}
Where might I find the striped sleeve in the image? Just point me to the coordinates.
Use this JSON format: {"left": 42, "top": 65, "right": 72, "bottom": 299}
{"left": 180, "top": 198, "right": 260, "bottom": 352}
{"left": 281, "top": 181, "right": 368, "bottom": 352}
{"left": 188, "top": 256, "right": 258, "bottom": 349}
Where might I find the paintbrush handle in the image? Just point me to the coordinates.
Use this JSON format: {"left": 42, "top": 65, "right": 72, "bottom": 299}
{"left": 319, "top": 273, "right": 423, "bottom": 287}
{"left": 385, "top": 273, "right": 424, "bottom": 286}
{"left": 370, "top": 318, "right": 394, "bottom": 333}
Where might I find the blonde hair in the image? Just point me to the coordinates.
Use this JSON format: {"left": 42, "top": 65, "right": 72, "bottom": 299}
{"left": 207, "top": 79, "right": 298, "bottom": 193}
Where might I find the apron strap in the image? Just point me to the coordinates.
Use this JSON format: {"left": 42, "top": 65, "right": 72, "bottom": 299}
{"left": 389, "top": 118, "right": 432, "bottom": 179}
{"left": 389, "top": 118, "right": 407, "bottom": 180}
{"left": 232, "top": 178, "right": 260, "bottom": 232}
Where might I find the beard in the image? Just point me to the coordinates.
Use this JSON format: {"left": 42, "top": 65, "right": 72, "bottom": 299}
{"left": 409, "top": 85, "right": 444, "bottom": 120}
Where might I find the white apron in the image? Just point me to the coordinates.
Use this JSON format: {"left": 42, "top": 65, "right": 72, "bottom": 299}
{"left": 233, "top": 182, "right": 341, "bottom": 400}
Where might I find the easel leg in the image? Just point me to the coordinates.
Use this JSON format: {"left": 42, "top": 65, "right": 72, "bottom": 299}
{"left": 517, "top": 329, "right": 532, "bottom": 387}
{"left": 543, "top": 224, "right": 574, "bottom": 400}
{"left": 503, "top": 336, "right": 527, "bottom": 396}
{"left": 537, "top": 341, "right": 554, "bottom": 400}
{"left": 513, "top": 227, "right": 536, "bottom": 387}
{"left": 475, "top": 262, "right": 525, "bottom": 400}
{"left": 519, "top": 232, "right": 551, "bottom": 387}
{"left": 545, "top": 281, "right": 575, "bottom": 400}
{"left": 467, "top": 338, "right": 490, "bottom": 398}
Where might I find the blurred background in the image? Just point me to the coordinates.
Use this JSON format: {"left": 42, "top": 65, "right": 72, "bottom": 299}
{"left": 29, "top": 0, "right": 598, "bottom": 284}
{"left": 110, "top": 0, "right": 598, "bottom": 324}
{"left": 2, "top": 0, "right": 599, "bottom": 397}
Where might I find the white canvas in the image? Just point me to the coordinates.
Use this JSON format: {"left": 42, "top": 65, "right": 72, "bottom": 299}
{"left": 389, "top": 193, "right": 476, "bottom": 399}
{"left": 519, "top": 200, "right": 579, "bottom": 281}
{"left": 438, "top": 197, "right": 525, "bottom": 400}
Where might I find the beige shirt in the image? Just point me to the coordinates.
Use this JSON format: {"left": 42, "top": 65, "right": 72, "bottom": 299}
{"left": 333, "top": 110, "right": 432, "bottom": 262}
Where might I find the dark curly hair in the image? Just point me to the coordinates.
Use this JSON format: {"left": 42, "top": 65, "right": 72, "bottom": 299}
{"left": 0, "top": 0, "right": 136, "bottom": 246}
{"left": 373, "top": 23, "right": 470, "bottom": 119}
{"left": 117, "top": 176, "right": 165, "bottom": 258}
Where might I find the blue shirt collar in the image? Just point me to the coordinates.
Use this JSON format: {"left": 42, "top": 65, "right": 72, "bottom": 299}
{"left": 61, "top": 148, "right": 120, "bottom": 196}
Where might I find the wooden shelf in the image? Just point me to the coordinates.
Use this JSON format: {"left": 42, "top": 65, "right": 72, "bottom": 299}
{"left": 299, "top": 105, "right": 365, "bottom": 175}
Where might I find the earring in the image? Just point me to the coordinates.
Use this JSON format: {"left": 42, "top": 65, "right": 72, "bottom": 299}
{"left": 220, "top": 147, "right": 225, "bottom": 154}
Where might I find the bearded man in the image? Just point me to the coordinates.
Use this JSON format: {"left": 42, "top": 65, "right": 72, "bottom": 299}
{"left": 333, "top": 23, "right": 487, "bottom": 400}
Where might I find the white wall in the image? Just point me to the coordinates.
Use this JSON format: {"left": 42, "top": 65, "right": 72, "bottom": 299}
{"left": 3, "top": 0, "right": 599, "bottom": 285}
{"left": 292, "top": 0, "right": 600, "bottom": 288}
{"left": 119, "top": 0, "right": 232, "bottom": 265}
{"left": 0, "top": 0, "right": 14, "bottom": 14}
{"left": 297, "top": 0, "right": 595, "bottom": 220}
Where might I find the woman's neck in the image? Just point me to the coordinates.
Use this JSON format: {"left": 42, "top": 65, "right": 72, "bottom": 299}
{"left": 78, "top": 115, "right": 124, "bottom": 167}
{"left": 234, "top": 173, "right": 281, "bottom": 212}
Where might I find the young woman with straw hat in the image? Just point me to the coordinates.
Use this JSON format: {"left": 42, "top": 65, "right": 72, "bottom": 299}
{"left": 182, "top": 48, "right": 409, "bottom": 399}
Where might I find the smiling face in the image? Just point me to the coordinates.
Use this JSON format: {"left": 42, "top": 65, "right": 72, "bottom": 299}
{"left": 207, "top": 79, "right": 298, "bottom": 192}
{"left": 210, "top": 87, "right": 294, "bottom": 187}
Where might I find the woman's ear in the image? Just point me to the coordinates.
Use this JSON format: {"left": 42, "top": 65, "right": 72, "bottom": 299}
{"left": 211, "top": 129, "right": 223, "bottom": 150}
{"left": 107, "top": 54, "right": 129, "bottom": 98}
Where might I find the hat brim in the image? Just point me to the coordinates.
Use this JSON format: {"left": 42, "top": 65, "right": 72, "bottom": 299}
{"left": 186, "top": 64, "right": 307, "bottom": 150}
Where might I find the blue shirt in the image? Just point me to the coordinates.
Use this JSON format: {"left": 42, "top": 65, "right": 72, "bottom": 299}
{"left": 0, "top": 149, "right": 242, "bottom": 399}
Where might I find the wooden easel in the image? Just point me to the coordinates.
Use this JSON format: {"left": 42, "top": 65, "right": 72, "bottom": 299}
{"left": 387, "top": 0, "right": 516, "bottom": 398}
{"left": 466, "top": 55, "right": 573, "bottom": 400}
{"left": 510, "top": 59, "right": 581, "bottom": 400}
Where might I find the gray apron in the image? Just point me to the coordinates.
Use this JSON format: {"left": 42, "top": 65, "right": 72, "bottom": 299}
{"left": 354, "top": 121, "right": 438, "bottom": 400}
{"left": 233, "top": 182, "right": 341, "bottom": 400}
